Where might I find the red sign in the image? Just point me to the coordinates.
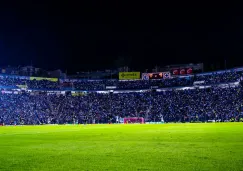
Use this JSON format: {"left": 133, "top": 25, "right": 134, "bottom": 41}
{"left": 187, "top": 68, "right": 193, "bottom": 74}
{"left": 172, "top": 68, "right": 193, "bottom": 75}
{"left": 172, "top": 69, "right": 179, "bottom": 75}
{"left": 180, "top": 69, "right": 186, "bottom": 75}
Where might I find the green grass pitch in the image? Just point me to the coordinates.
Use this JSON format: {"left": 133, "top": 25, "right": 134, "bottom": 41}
{"left": 1, "top": 123, "right": 243, "bottom": 171}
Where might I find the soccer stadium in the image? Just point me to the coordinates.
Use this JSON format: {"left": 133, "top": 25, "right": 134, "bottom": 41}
{"left": 1, "top": 1, "right": 242, "bottom": 170}
{"left": 1, "top": 66, "right": 243, "bottom": 170}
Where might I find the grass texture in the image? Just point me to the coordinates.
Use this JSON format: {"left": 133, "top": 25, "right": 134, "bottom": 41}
{"left": 0, "top": 123, "right": 243, "bottom": 171}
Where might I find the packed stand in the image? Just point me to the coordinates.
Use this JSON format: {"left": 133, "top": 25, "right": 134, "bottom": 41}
{"left": 72, "top": 80, "right": 105, "bottom": 90}
{"left": 0, "top": 77, "right": 26, "bottom": 88}
{"left": 194, "top": 71, "right": 243, "bottom": 85}
{"left": 26, "top": 80, "right": 60, "bottom": 90}
{"left": 117, "top": 80, "right": 150, "bottom": 89}
{"left": 1, "top": 84, "right": 243, "bottom": 125}
{"left": 0, "top": 69, "right": 242, "bottom": 91}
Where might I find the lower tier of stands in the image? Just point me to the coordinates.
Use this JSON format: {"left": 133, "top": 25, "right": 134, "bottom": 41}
{"left": 1, "top": 83, "right": 243, "bottom": 125}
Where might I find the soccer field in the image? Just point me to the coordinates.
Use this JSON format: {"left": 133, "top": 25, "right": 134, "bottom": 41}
{"left": 1, "top": 123, "right": 243, "bottom": 171}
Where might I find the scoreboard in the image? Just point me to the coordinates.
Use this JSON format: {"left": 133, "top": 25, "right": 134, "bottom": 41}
{"left": 142, "top": 72, "right": 170, "bottom": 80}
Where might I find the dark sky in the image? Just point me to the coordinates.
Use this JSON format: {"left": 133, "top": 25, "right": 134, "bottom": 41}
{"left": 0, "top": 2, "right": 242, "bottom": 73}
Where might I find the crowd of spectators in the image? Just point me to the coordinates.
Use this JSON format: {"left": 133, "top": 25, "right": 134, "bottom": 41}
{"left": 0, "top": 69, "right": 243, "bottom": 125}
{"left": 0, "top": 85, "right": 243, "bottom": 125}
{"left": 0, "top": 77, "right": 26, "bottom": 88}
{"left": 72, "top": 80, "right": 105, "bottom": 90}
{"left": 26, "top": 80, "right": 60, "bottom": 90}
{"left": 194, "top": 71, "right": 242, "bottom": 85}
{"left": 0, "top": 70, "right": 242, "bottom": 90}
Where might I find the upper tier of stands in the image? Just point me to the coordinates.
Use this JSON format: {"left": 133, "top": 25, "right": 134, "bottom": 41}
{"left": 0, "top": 67, "right": 242, "bottom": 91}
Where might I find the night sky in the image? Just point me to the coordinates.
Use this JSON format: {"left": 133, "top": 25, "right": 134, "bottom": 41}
{"left": 0, "top": 2, "right": 242, "bottom": 73}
